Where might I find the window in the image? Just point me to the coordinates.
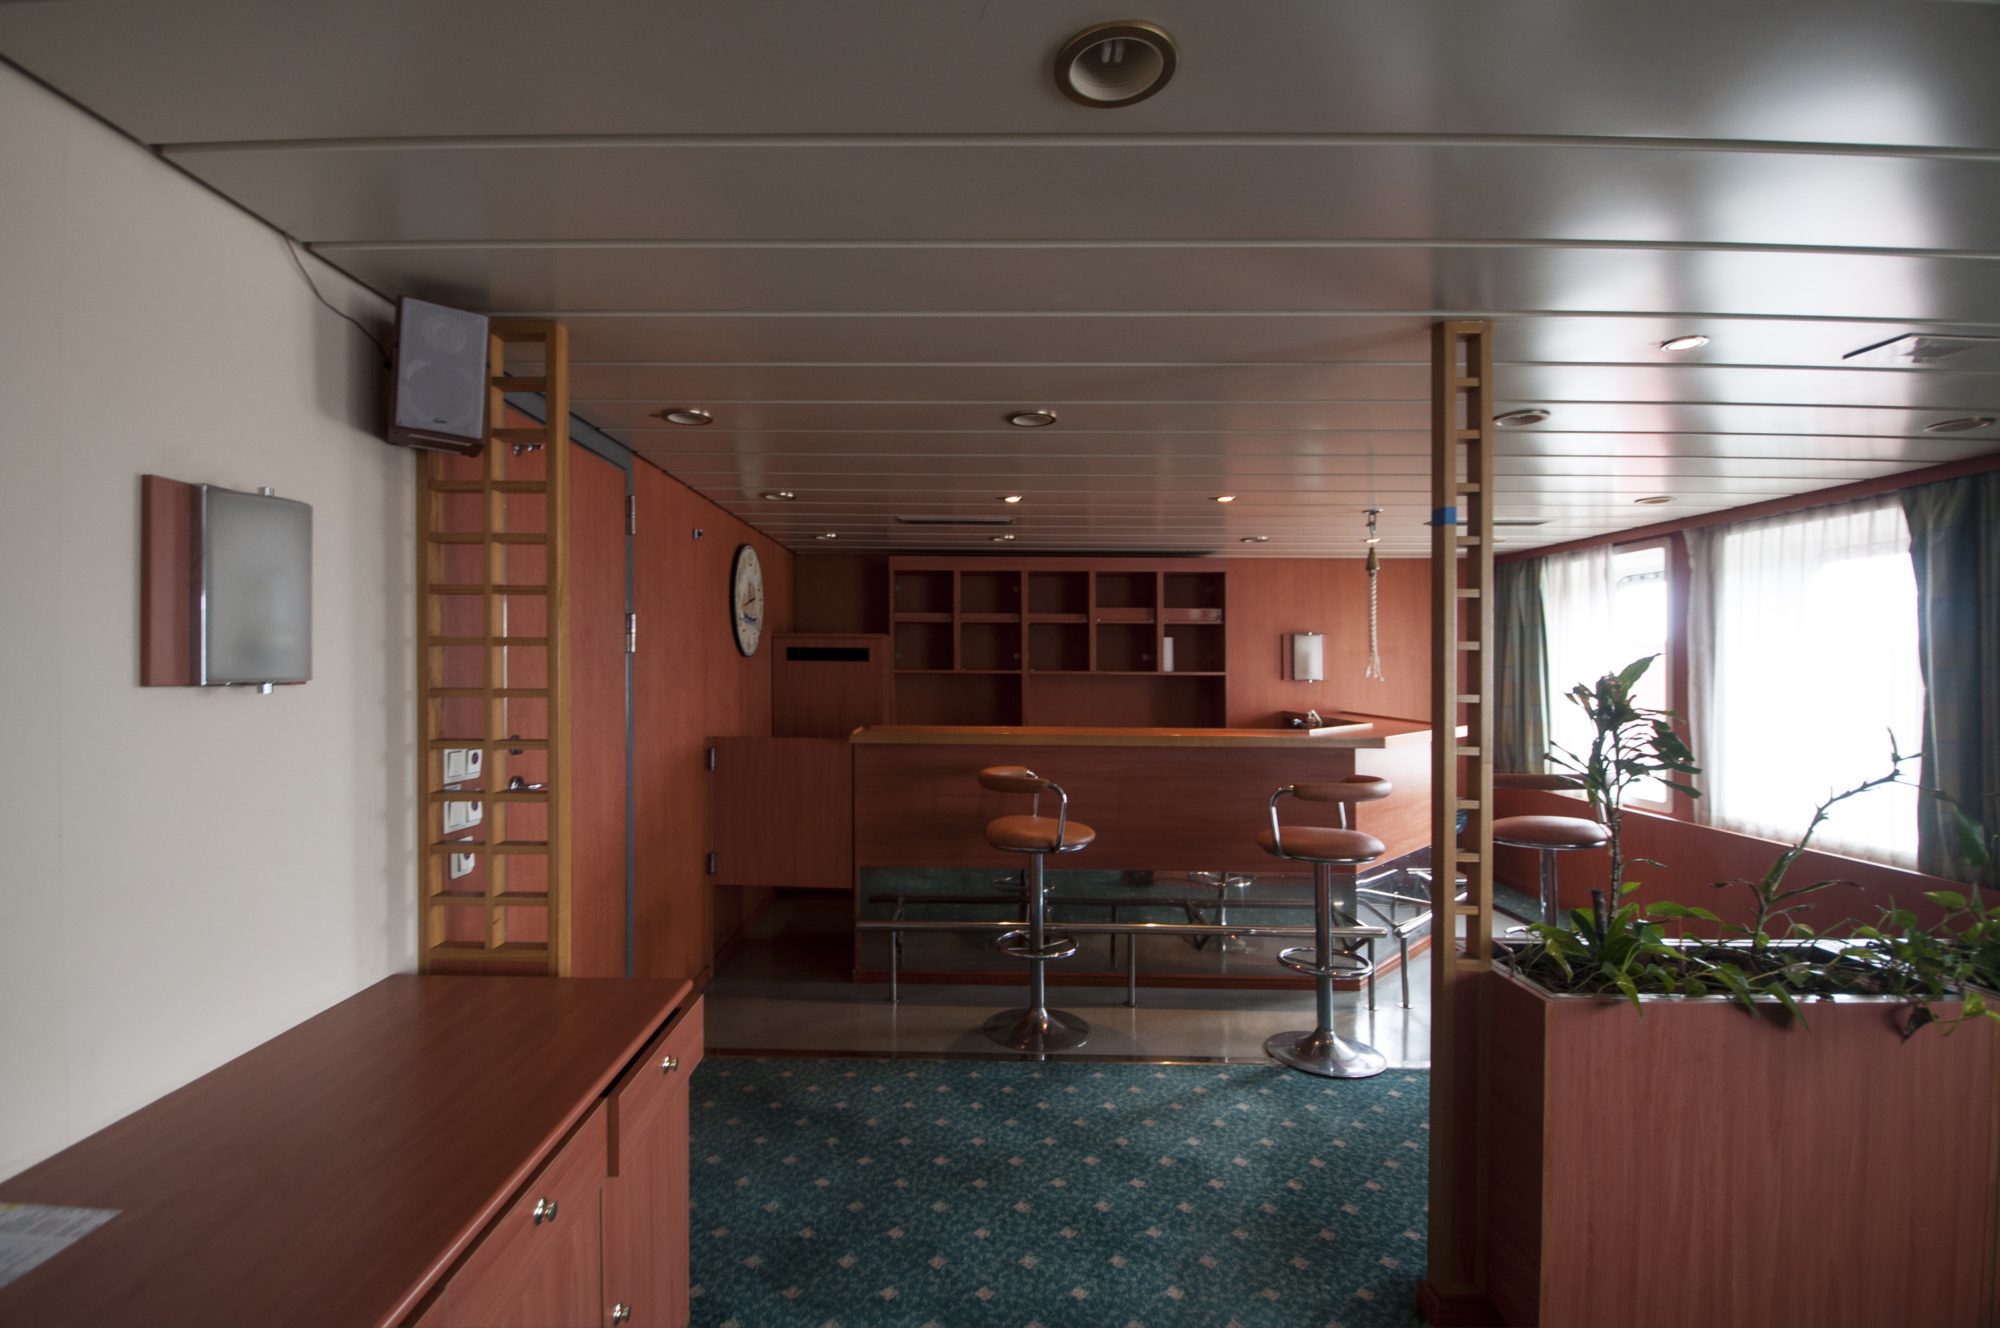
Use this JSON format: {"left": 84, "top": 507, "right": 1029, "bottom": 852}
{"left": 1540, "top": 542, "right": 1672, "bottom": 808}
{"left": 1689, "top": 496, "right": 1920, "bottom": 867}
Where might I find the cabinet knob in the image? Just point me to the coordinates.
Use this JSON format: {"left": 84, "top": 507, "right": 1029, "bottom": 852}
{"left": 531, "top": 1196, "right": 558, "bottom": 1225}
{"left": 661, "top": 1054, "right": 680, "bottom": 1073}
{"left": 611, "top": 1305, "right": 633, "bottom": 1325}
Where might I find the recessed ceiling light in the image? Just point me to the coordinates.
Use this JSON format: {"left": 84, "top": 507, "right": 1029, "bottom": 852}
{"left": 1054, "top": 21, "right": 1178, "bottom": 108}
{"left": 1213, "top": 495, "right": 1236, "bottom": 503}
{"left": 1240, "top": 535, "right": 1270, "bottom": 544}
{"left": 1000, "top": 494, "right": 1025, "bottom": 504}
{"left": 1006, "top": 409, "right": 1058, "bottom": 428}
{"left": 761, "top": 490, "right": 796, "bottom": 502}
{"left": 1494, "top": 409, "right": 1551, "bottom": 427}
{"left": 814, "top": 531, "right": 839, "bottom": 541}
{"left": 991, "top": 534, "right": 1017, "bottom": 543}
{"left": 1923, "top": 415, "right": 1997, "bottom": 433}
{"left": 1634, "top": 495, "right": 1675, "bottom": 506}
{"left": 1659, "top": 334, "right": 1710, "bottom": 352}
{"left": 659, "top": 407, "right": 713, "bottom": 427}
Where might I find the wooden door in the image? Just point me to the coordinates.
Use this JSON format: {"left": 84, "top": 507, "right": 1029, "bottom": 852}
{"left": 709, "top": 737, "right": 852, "bottom": 889}
{"left": 569, "top": 445, "right": 629, "bottom": 975}
{"left": 602, "top": 1095, "right": 691, "bottom": 1328}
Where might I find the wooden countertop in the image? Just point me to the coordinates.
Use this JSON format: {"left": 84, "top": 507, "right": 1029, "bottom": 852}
{"left": 0, "top": 975, "right": 691, "bottom": 1328}
{"left": 851, "top": 715, "right": 1434, "bottom": 749}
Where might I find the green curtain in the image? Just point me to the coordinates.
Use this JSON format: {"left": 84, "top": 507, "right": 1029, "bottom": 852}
{"left": 1902, "top": 473, "right": 2000, "bottom": 883}
{"left": 1493, "top": 558, "right": 1549, "bottom": 773}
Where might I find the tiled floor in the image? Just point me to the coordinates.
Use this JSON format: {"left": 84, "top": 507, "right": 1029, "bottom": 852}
{"left": 706, "top": 897, "right": 1435, "bottom": 1067}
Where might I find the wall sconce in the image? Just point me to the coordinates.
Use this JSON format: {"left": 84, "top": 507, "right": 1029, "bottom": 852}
{"left": 1290, "top": 632, "right": 1324, "bottom": 683}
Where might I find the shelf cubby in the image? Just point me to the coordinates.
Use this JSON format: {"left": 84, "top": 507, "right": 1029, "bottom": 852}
{"left": 892, "top": 620, "right": 953, "bottom": 671}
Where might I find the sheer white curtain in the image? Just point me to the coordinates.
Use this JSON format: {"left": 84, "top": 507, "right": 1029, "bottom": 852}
{"left": 1540, "top": 545, "right": 1615, "bottom": 772}
{"left": 1685, "top": 495, "right": 1920, "bottom": 866}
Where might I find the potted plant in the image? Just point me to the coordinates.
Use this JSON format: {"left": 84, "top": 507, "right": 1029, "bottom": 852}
{"left": 1484, "top": 663, "right": 2000, "bottom": 1328}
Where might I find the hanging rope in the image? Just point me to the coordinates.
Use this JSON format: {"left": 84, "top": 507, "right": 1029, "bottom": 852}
{"left": 1364, "top": 508, "right": 1385, "bottom": 681}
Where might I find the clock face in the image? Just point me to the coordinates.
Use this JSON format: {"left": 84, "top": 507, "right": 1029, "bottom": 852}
{"left": 731, "top": 544, "right": 765, "bottom": 657}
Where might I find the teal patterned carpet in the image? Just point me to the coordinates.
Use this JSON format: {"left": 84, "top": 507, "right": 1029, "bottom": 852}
{"left": 690, "top": 1057, "right": 1429, "bottom": 1328}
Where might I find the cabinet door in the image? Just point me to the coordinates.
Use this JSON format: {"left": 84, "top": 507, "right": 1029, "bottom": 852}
{"left": 603, "top": 1002, "right": 703, "bottom": 1328}
{"left": 448, "top": 1107, "right": 608, "bottom": 1328}
{"left": 602, "top": 1097, "right": 690, "bottom": 1328}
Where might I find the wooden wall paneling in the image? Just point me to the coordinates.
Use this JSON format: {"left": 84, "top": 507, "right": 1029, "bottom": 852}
{"left": 793, "top": 554, "right": 887, "bottom": 634}
{"left": 138, "top": 474, "right": 197, "bottom": 686}
{"left": 568, "top": 445, "right": 629, "bottom": 977}
{"left": 710, "top": 738, "right": 852, "bottom": 889}
{"left": 1492, "top": 787, "right": 1965, "bottom": 934}
{"left": 1225, "top": 558, "right": 1432, "bottom": 725}
{"left": 771, "top": 634, "right": 893, "bottom": 738}
{"left": 631, "top": 458, "right": 794, "bottom": 981}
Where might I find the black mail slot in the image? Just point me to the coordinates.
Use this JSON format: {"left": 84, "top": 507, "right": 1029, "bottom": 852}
{"left": 786, "top": 646, "right": 873, "bottom": 662}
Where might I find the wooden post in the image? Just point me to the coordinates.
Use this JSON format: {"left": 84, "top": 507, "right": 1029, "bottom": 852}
{"left": 1420, "top": 320, "right": 1498, "bottom": 1324}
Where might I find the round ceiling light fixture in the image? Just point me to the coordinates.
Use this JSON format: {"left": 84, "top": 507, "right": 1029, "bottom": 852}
{"left": 814, "top": 531, "right": 840, "bottom": 541}
{"left": 1006, "top": 409, "right": 1058, "bottom": 428}
{"left": 1924, "top": 415, "right": 1997, "bottom": 433}
{"left": 659, "top": 407, "right": 713, "bottom": 427}
{"left": 1240, "top": 535, "right": 1270, "bottom": 544}
{"left": 1659, "top": 334, "right": 1711, "bottom": 352}
{"left": 1054, "top": 21, "right": 1178, "bottom": 108}
{"left": 1000, "top": 494, "right": 1025, "bottom": 504}
{"left": 1634, "top": 495, "right": 1676, "bottom": 506}
{"left": 761, "top": 490, "right": 796, "bottom": 502}
{"left": 1212, "top": 494, "right": 1236, "bottom": 503}
{"left": 1494, "top": 408, "right": 1551, "bottom": 427}
{"left": 992, "top": 534, "right": 1017, "bottom": 543}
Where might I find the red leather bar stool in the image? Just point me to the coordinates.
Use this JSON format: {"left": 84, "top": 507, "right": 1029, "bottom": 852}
{"left": 977, "top": 765, "right": 1097, "bottom": 1054}
{"left": 1491, "top": 773, "right": 1611, "bottom": 927}
{"left": 1258, "top": 775, "right": 1393, "bottom": 1079}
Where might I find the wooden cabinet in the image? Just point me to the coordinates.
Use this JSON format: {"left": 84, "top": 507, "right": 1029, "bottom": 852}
{"left": 771, "top": 633, "right": 892, "bottom": 738}
{"left": 888, "top": 557, "right": 1228, "bottom": 727}
{"left": 444, "top": 1106, "right": 609, "bottom": 1328}
{"left": 0, "top": 977, "right": 699, "bottom": 1328}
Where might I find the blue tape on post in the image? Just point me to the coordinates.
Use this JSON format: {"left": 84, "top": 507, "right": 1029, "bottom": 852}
{"left": 1433, "top": 506, "right": 1458, "bottom": 528}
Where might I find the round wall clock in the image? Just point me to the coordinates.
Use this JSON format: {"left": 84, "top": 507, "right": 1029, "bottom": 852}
{"left": 730, "top": 544, "right": 765, "bottom": 657}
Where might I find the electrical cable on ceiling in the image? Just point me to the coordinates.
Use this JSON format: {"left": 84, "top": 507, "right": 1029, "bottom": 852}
{"left": 282, "top": 235, "right": 391, "bottom": 367}
{"left": 1364, "top": 508, "right": 1385, "bottom": 682}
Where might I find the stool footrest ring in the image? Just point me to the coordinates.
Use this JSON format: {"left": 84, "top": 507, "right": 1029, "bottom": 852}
{"left": 994, "top": 929, "right": 1081, "bottom": 962}
{"left": 1276, "top": 945, "right": 1374, "bottom": 980}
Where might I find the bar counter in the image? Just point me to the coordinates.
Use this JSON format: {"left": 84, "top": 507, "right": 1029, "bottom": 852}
{"left": 851, "top": 717, "right": 1435, "bottom": 750}
{"left": 851, "top": 714, "right": 1435, "bottom": 875}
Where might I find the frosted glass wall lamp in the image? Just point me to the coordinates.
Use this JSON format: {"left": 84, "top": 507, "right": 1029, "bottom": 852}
{"left": 1290, "top": 632, "right": 1324, "bottom": 684}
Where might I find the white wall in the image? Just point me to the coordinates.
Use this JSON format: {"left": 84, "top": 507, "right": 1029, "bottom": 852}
{"left": 0, "top": 64, "right": 416, "bottom": 1179}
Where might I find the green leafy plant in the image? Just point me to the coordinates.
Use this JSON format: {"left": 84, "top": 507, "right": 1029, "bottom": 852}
{"left": 1847, "top": 795, "right": 2000, "bottom": 1034}
{"left": 1546, "top": 654, "right": 1701, "bottom": 898}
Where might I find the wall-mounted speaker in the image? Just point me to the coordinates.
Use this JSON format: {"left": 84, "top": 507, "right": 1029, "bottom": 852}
{"left": 387, "top": 297, "right": 489, "bottom": 455}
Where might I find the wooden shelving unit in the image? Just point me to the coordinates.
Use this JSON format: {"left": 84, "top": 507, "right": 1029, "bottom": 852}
{"left": 417, "top": 320, "right": 572, "bottom": 976}
{"left": 886, "top": 557, "right": 1227, "bottom": 726}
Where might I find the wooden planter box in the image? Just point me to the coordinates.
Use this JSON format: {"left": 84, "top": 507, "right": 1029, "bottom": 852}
{"left": 1488, "top": 965, "right": 2000, "bottom": 1328}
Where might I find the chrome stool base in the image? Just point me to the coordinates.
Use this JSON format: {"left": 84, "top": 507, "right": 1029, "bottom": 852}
{"left": 985, "top": 1006, "right": 1090, "bottom": 1053}
{"left": 1264, "top": 1028, "right": 1387, "bottom": 1080}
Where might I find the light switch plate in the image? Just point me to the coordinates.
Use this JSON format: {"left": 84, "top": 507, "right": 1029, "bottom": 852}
{"left": 442, "top": 799, "right": 483, "bottom": 835}
{"left": 449, "top": 851, "right": 476, "bottom": 880}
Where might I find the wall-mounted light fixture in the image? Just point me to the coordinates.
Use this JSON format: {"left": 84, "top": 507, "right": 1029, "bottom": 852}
{"left": 1290, "top": 631, "right": 1324, "bottom": 684}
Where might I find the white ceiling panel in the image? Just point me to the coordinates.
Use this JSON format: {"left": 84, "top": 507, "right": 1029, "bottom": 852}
{"left": 5, "top": 1, "right": 1999, "bottom": 146}
{"left": 5, "top": 0, "right": 1998, "bottom": 555}
{"left": 179, "top": 141, "right": 2000, "bottom": 250}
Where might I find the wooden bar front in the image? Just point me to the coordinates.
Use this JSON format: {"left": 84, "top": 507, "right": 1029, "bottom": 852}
{"left": 852, "top": 718, "right": 1435, "bottom": 875}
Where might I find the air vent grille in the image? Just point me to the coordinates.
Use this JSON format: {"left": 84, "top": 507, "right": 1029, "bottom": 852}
{"left": 894, "top": 515, "right": 1017, "bottom": 527}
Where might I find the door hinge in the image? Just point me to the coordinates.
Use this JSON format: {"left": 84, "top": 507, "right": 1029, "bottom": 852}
{"left": 705, "top": 851, "right": 718, "bottom": 876}
{"left": 625, "top": 612, "right": 637, "bottom": 654}
{"left": 705, "top": 745, "right": 718, "bottom": 771}
{"left": 626, "top": 494, "right": 637, "bottom": 535}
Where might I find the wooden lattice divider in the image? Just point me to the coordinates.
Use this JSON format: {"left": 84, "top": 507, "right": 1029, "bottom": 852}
{"left": 417, "top": 321, "right": 572, "bottom": 976}
{"left": 1422, "top": 319, "right": 1498, "bottom": 1320}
